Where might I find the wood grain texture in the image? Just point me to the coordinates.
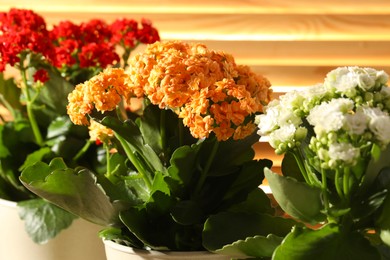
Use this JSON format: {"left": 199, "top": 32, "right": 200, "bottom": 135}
{"left": 2, "top": 0, "right": 390, "bottom": 14}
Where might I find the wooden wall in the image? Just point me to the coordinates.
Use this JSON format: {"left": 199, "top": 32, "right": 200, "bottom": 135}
{"left": 1, "top": 0, "right": 390, "bottom": 175}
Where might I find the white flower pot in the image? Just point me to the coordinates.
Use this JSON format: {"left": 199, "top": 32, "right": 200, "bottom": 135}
{"left": 103, "top": 240, "right": 232, "bottom": 260}
{"left": 0, "top": 198, "right": 106, "bottom": 260}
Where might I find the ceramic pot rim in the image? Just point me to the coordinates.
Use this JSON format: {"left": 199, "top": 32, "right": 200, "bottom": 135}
{"left": 0, "top": 197, "right": 17, "bottom": 208}
{"left": 103, "top": 240, "right": 217, "bottom": 257}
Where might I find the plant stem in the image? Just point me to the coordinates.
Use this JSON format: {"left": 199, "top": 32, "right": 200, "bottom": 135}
{"left": 73, "top": 140, "right": 93, "bottom": 162}
{"left": 116, "top": 100, "right": 128, "bottom": 121}
{"left": 178, "top": 120, "right": 184, "bottom": 147}
{"left": 160, "top": 109, "right": 166, "bottom": 151}
{"left": 292, "top": 150, "right": 311, "bottom": 185}
{"left": 20, "top": 66, "right": 43, "bottom": 146}
{"left": 321, "top": 168, "right": 330, "bottom": 212}
{"left": 115, "top": 133, "right": 152, "bottom": 189}
{"left": 335, "top": 168, "right": 345, "bottom": 200}
{"left": 0, "top": 94, "right": 17, "bottom": 120}
{"left": 194, "top": 138, "right": 219, "bottom": 195}
{"left": 343, "top": 167, "right": 351, "bottom": 202}
{"left": 105, "top": 143, "right": 112, "bottom": 177}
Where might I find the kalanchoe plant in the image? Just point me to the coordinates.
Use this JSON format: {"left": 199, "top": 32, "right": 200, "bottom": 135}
{"left": 0, "top": 8, "right": 159, "bottom": 243}
{"left": 257, "top": 66, "right": 390, "bottom": 259}
{"left": 20, "top": 41, "right": 297, "bottom": 258}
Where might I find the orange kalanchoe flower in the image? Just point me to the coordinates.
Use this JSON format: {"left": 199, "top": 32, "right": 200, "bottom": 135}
{"left": 67, "top": 41, "right": 272, "bottom": 141}
{"left": 67, "top": 68, "right": 131, "bottom": 125}
{"left": 88, "top": 119, "right": 115, "bottom": 145}
{"left": 127, "top": 41, "right": 272, "bottom": 141}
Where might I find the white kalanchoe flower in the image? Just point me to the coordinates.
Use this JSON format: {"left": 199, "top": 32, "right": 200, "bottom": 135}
{"left": 324, "top": 67, "right": 359, "bottom": 97}
{"left": 268, "top": 124, "right": 297, "bottom": 153}
{"left": 369, "top": 116, "right": 390, "bottom": 147}
{"left": 328, "top": 142, "right": 360, "bottom": 166}
{"left": 375, "top": 69, "right": 389, "bottom": 86}
{"left": 343, "top": 108, "right": 368, "bottom": 135}
{"left": 379, "top": 86, "right": 390, "bottom": 111}
{"left": 278, "top": 89, "right": 305, "bottom": 113}
{"left": 256, "top": 100, "right": 280, "bottom": 135}
{"left": 307, "top": 98, "right": 353, "bottom": 134}
{"left": 357, "top": 72, "right": 376, "bottom": 91}
{"left": 257, "top": 91, "right": 302, "bottom": 136}
{"left": 300, "top": 84, "right": 329, "bottom": 113}
{"left": 256, "top": 66, "right": 390, "bottom": 168}
{"left": 363, "top": 106, "right": 390, "bottom": 147}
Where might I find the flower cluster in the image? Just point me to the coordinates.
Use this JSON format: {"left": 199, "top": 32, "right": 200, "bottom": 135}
{"left": 0, "top": 8, "right": 160, "bottom": 84}
{"left": 257, "top": 66, "right": 390, "bottom": 259}
{"left": 0, "top": 8, "right": 160, "bottom": 244}
{"left": 0, "top": 9, "right": 51, "bottom": 72}
{"left": 21, "top": 40, "right": 289, "bottom": 256}
{"left": 68, "top": 41, "right": 272, "bottom": 141}
{"left": 257, "top": 66, "right": 390, "bottom": 169}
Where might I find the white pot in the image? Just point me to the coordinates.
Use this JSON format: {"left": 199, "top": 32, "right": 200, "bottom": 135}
{"left": 0, "top": 198, "right": 106, "bottom": 260}
{"left": 103, "top": 240, "right": 232, "bottom": 260}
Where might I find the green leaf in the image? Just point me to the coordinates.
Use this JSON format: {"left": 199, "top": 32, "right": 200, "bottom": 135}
{"left": 203, "top": 132, "right": 259, "bottom": 177}
{"left": 46, "top": 116, "right": 73, "bottom": 139}
{"left": 138, "top": 104, "right": 164, "bottom": 155}
{"left": 107, "top": 152, "right": 129, "bottom": 179}
{"left": 376, "top": 189, "right": 390, "bottom": 246}
{"left": 17, "top": 198, "right": 77, "bottom": 244}
{"left": 120, "top": 191, "right": 176, "bottom": 250}
{"left": 120, "top": 206, "right": 171, "bottom": 250}
{"left": 151, "top": 171, "right": 170, "bottom": 195}
{"left": 98, "top": 227, "right": 144, "bottom": 249}
{"left": 0, "top": 124, "right": 10, "bottom": 158}
{"left": 171, "top": 200, "right": 204, "bottom": 225}
{"left": 18, "top": 147, "right": 52, "bottom": 172}
{"left": 167, "top": 144, "right": 199, "bottom": 193}
{"left": 216, "top": 234, "right": 283, "bottom": 258}
{"left": 273, "top": 224, "right": 381, "bottom": 260}
{"left": 361, "top": 144, "right": 390, "bottom": 194}
{"left": 351, "top": 189, "right": 387, "bottom": 222}
{"left": 33, "top": 68, "right": 74, "bottom": 124}
{"left": 0, "top": 72, "right": 22, "bottom": 111}
{"left": 203, "top": 211, "right": 297, "bottom": 258}
{"left": 265, "top": 168, "right": 326, "bottom": 224}
{"left": 221, "top": 159, "right": 272, "bottom": 207}
{"left": 20, "top": 158, "right": 127, "bottom": 226}
{"left": 380, "top": 230, "right": 390, "bottom": 247}
{"left": 100, "top": 116, "right": 165, "bottom": 175}
{"left": 281, "top": 151, "right": 305, "bottom": 182}
{"left": 227, "top": 188, "right": 274, "bottom": 216}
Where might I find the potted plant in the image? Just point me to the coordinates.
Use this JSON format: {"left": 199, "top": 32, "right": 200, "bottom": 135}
{"left": 0, "top": 8, "right": 160, "bottom": 260}
{"left": 256, "top": 66, "right": 390, "bottom": 259}
{"left": 20, "top": 40, "right": 298, "bottom": 259}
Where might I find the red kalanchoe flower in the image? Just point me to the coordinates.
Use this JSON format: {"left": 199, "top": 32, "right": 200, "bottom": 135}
{"left": 52, "top": 39, "right": 79, "bottom": 68}
{"left": 110, "top": 18, "right": 138, "bottom": 47}
{"left": 33, "top": 69, "right": 49, "bottom": 83}
{"left": 80, "top": 19, "right": 112, "bottom": 43}
{"left": 0, "top": 8, "right": 54, "bottom": 71}
{"left": 95, "top": 139, "right": 103, "bottom": 146}
{"left": 78, "top": 42, "right": 119, "bottom": 68}
{"left": 0, "top": 8, "right": 46, "bottom": 32}
{"left": 50, "top": 20, "right": 81, "bottom": 43}
{"left": 137, "top": 19, "right": 160, "bottom": 44}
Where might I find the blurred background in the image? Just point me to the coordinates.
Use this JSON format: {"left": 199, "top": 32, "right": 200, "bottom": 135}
{"left": 1, "top": 0, "right": 390, "bottom": 174}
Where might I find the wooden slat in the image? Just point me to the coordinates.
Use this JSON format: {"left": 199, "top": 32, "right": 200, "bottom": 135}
{"left": 1, "top": 12, "right": 388, "bottom": 42}
{"left": 184, "top": 41, "right": 390, "bottom": 65}
{"left": 2, "top": 0, "right": 390, "bottom": 14}
{"left": 253, "top": 65, "right": 390, "bottom": 88}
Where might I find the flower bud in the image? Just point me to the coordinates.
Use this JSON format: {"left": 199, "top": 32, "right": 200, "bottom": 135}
{"left": 364, "top": 92, "right": 374, "bottom": 103}
{"left": 354, "top": 96, "right": 363, "bottom": 105}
